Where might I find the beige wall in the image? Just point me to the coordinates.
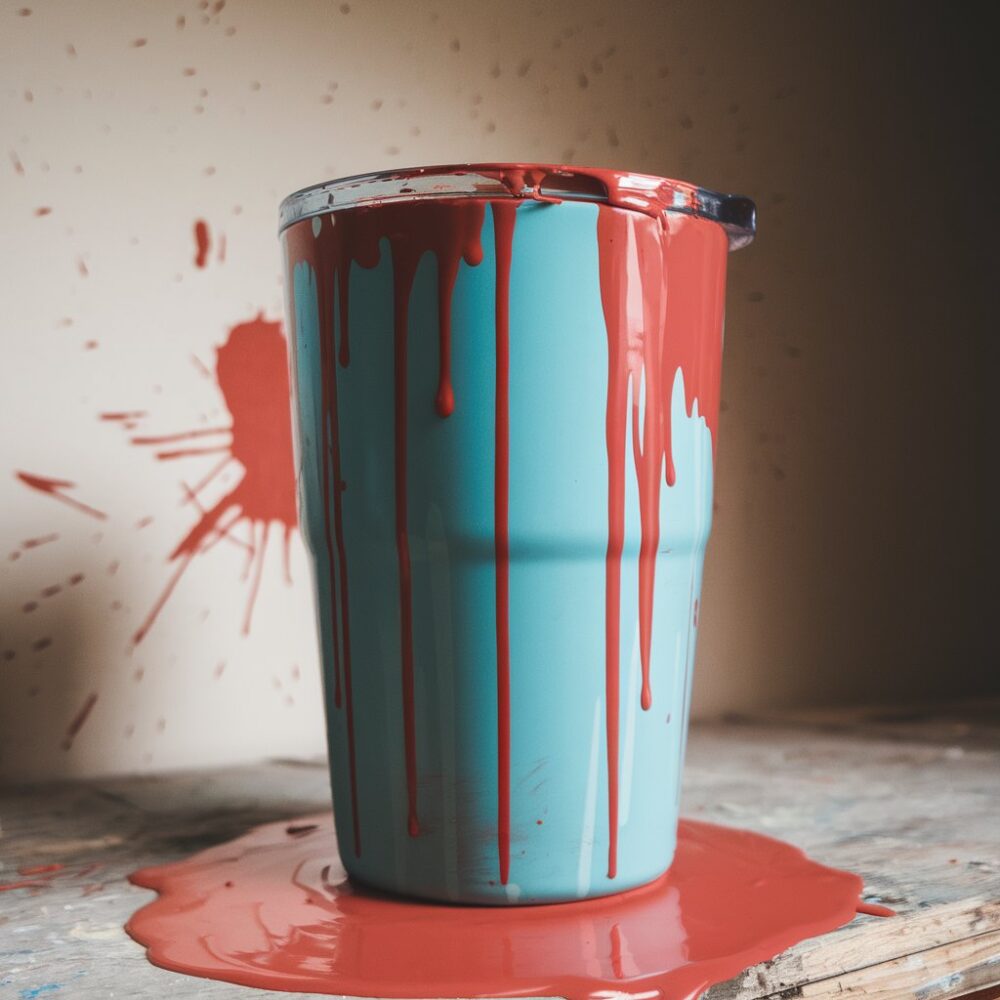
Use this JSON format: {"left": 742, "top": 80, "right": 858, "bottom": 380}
{"left": 1, "top": 0, "right": 991, "bottom": 781}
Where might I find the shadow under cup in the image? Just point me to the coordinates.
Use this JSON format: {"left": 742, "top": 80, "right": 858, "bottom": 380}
{"left": 280, "top": 164, "right": 754, "bottom": 905}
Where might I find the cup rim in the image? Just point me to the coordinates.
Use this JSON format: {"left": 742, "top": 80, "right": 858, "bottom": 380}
{"left": 279, "top": 162, "right": 755, "bottom": 250}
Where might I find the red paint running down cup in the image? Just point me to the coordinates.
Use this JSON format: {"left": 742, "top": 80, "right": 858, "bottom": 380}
{"left": 280, "top": 163, "right": 755, "bottom": 903}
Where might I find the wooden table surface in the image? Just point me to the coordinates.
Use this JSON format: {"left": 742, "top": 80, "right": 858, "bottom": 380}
{"left": 2, "top": 702, "right": 998, "bottom": 1000}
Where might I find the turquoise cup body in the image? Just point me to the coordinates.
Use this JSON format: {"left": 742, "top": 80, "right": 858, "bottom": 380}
{"left": 280, "top": 165, "right": 752, "bottom": 904}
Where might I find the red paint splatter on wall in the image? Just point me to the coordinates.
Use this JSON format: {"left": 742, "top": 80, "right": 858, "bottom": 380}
{"left": 193, "top": 220, "right": 211, "bottom": 268}
{"left": 122, "top": 315, "right": 297, "bottom": 645}
{"left": 62, "top": 692, "right": 98, "bottom": 750}
{"left": 21, "top": 533, "right": 59, "bottom": 550}
{"left": 15, "top": 472, "right": 106, "bottom": 520}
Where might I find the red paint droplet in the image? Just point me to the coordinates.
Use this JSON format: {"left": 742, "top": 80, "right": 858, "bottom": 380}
{"left": 35, "top": 206, "right": 51, "bottom": 217}
{"left": 32, "top": 637, "right": 52, "bottom": 652}
{"left": 193, "top": 219, "right": 210, "bottom": 268}
{"left": 69, "top": 572, "right": 84, "bottom": 585}
{"left": 62, "top": 692, "right": 98, "bottom": 749}
{"left": 84, "top": 340, "right": 98, "bottom": 350}
{"left": 41, "top": 584, "right": 61, "bottom": 598}
{"left": 16, "top": 471, "right": 106, "bottom": 520}
{"left": 10, "top": 150, "right": 25, "bottom": 175}
{"left": 22, "top": 601, "right": 38, "bottom": 613}
{"left": 21, "top": 533, "right": 59, "bottom": 550}
{"left": 132, "top": 37, "right": 147, "bottom": 47}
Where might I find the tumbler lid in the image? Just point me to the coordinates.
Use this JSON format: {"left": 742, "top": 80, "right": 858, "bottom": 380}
{"left": 279, "top": 163, "right": 755, "bottom": 250}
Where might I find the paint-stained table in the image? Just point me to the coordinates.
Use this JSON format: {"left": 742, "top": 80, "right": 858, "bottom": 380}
{"left": 2, "top": 702, "right": 998, "bottom": 1000}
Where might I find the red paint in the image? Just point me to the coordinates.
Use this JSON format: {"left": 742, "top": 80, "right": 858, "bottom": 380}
{"left": 492, "top": 202, "right": 515, "bottom": 884}
{"left": 284, "top": 200, "right": 485, "bottom": 851}
{"left": 16, "top": 471, "right": 106, "bottom": 520}
{"left": 19, "top": 863, "right": 64, "bottom": 876}
{"left": 127, "top": 813, "right": 886, "bottom": 1000}
{"left": 100, "top": 410, "right": 147, "bottom": 422}
{"left": 857, "top": 900, "right": 897, "bottom": 917}
{"left": 62, "top": 692, "right": 98, "bottom": 750}
{"left": 193, "top": 219, "right": 210, "bottom": 268}
{"left": 125, "top": 315, "right": 297, "bottom": 645}
{"left": 597, "top": 205, "right": 727, "bottom": 876}
{"left": 360, "top": 163, "right": 708, "bottom": 224}
{"left": 21, "top": 533, "right": 59, "bottom": 549}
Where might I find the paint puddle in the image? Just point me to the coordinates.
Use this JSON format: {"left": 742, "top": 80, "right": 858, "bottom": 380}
{"left": 127, "top": 813, "right": 890, "bottom": 1000}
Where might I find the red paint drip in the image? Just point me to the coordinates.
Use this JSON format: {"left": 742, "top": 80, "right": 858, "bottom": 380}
{"left": 856, "top": 900, "right": 896, "bottom": 917}
{"left": 62, "top": 692, "right": 98, "bottom": 750}
{"left": 597, "top": 206, "right": 727, "bottom": 877}
{"left": 193, "top": 220, "right": 210, "bottom": 267}
{"left": 284, "top": 200, "right": 485, "bottom": 851}
{"left": 126, "top": 813, "right": 881, "bottom": 1000}
{"left": 127, "top": 315, "right": 297, "bottom": 645}
{"left": 492, "top": 202, "right": 516, "bottom": 884}
{"left": 15, "top": 471, "right": 106, "bottom": 520}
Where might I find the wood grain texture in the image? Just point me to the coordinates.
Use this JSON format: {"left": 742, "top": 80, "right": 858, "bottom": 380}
{"left": 1, "top": 703, "right": 997, "bottom": 999}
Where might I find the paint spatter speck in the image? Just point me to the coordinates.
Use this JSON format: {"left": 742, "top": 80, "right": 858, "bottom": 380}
{"left": 62, "top": 692, "right": 98, "bottom": 750}
{"left": 10, "top": 150, "right": 25, "bottom": 175}
{"left": 21, "top": 533, "right": 59, "bottom": 550}
{"left": 15, "top": 471, "right": 106, "bottom": 520}
{"left": 193, "top": 220, "right": 210, "bottom": 267}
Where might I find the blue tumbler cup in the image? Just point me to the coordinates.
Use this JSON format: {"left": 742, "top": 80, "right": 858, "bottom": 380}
{"left": 280, "top": 164, "right": 754, "bottom": 903}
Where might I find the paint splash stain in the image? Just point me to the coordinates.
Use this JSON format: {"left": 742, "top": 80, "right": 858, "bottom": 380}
{"left": 62, "top": 692, "right": 98, "bottom": 750}
{"left": 121, "top": 315, "right": 297, "bottom": 645}
{"left": 21, "top": 533, "right": 59, "bottom": 550}
{"left": 15, "top": 472, "right": 106, "bottom": 520}
{"left": 193, "top": 220, "right": 210, "bottom": 268}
